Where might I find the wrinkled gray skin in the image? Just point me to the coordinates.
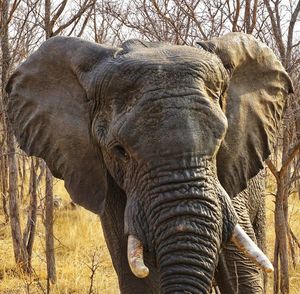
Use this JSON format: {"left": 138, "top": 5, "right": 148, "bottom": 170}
{"left": 216, "top": 171, "right": 266, "bottom": 293}
{"left": 5, "top": 33, "right": 292, "bottom": 293}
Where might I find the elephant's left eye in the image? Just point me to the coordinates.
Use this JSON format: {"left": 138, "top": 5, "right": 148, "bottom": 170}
{"left": 112, "top": 144, "right": 130, "bottom": 162}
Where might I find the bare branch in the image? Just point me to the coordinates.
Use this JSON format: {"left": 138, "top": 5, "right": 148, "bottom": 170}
{"left": 52, "top": 0, "right": 95, "bottom": 36}
{"left": 280, "top": 140, "right": 300, "bottom": 177}
{"left": 266, "top": 158, "right": 280, "bottom": 183}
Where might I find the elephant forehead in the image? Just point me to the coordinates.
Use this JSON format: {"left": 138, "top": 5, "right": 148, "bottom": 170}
{"left": 102, "top": 50, "right": 228, "bottom": 106}
{"left": 106, "top": 45, "right": 228, "bottom": 90}
{"left": 119, "top": 44, "right": 219, "bottom": 66}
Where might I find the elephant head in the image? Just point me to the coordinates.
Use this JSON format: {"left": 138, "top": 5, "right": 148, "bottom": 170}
{"left": 5, "top": 33, "right": 292, "bottom": 293}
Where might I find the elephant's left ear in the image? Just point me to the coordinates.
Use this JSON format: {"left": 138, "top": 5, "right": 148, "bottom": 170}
{"left": 198, "top": 32, "right": 293, "bottom": 197}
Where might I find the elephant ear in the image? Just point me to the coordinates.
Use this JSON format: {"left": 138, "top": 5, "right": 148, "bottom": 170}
{"left": 5, "top": 37, "right": 119, "bottom": 214}
{"left": 198, "top": 32, "right": 293, "bottom": 197}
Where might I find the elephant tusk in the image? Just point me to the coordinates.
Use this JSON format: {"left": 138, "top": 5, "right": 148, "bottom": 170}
{"left": 231, "top": 224, "right": 274, "bottom": 273}
{"left": 127, "top": 235, "right": 149, "bottom": 278}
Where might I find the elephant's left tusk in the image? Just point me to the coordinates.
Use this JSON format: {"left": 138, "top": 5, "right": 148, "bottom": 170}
{"left": 127, "top": 235, "right": 149, "bottom": 278}
{"left": 231, "top": 224, "right": 274, "bottom": 273}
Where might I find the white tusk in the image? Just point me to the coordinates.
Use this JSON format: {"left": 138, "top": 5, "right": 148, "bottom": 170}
{"left": 231, "top": 224, "right": 274, "bottom": 273}
{"left": 127, "top": 235, "right": 149, "bottom": 278}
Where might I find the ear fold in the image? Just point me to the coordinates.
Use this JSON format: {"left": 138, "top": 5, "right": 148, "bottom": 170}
{"left": 198, "top": 33, "right": 293, "bottom": 197}
{"left": 5, "top": 37, "right": 119, "bottom": 214}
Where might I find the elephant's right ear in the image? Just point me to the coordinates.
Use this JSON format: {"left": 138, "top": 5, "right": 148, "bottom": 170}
{"left": 5, "top": 37, "right": 119, "bottom": 214}
{"left": 198, "top": 33, "right": 293, "bottom": 197}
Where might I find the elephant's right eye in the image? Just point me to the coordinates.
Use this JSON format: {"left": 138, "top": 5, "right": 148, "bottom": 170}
{"left": 112, "top": 144, "right": 130, "bottom": 162}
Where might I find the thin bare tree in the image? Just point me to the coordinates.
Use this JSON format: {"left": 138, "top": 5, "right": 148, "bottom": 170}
{"left": 1, "top": 0, "right": 30, "bottom": 273}
{"left": 263, "top": 1, "right": 300, "bottom": 293}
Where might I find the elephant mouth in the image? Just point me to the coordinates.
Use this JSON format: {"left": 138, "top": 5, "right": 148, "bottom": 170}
{"left": 126, "top": 184, "right": 273, "bottom": 279}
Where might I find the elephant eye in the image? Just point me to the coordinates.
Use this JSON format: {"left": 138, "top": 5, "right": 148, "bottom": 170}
{"left": 112, "top": 144, "right": 130, "bottom": 161}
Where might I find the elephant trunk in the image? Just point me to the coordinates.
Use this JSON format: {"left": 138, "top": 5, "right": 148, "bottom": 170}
{"left": 154, "top": 191, "right": 222, "bottom": 293}
{"left": 125, "top": 159, "right": 273, "bottom": 292}
{"left": 124, "top": 159, "right": 225, "bottom": 291}
{"left": 141, "top": 162, "right": 225, "bottom": 293}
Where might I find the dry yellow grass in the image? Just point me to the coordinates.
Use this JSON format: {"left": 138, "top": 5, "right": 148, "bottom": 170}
{"left": 0, "top": 180, "right": 119, "bottom": 294}
{"left": 1, "top": 179, "right": 300, "bottom": 293}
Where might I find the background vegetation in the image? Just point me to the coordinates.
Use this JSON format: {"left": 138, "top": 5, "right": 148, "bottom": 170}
{"left": 1, "top": 0, "right": 300, "bottom": 293}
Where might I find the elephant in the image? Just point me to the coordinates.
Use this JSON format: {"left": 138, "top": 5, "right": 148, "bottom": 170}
{"left": 5, "top": 32, "right": 293, "bottom": 293}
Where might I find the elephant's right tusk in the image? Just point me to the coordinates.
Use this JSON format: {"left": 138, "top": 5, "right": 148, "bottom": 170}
{"left": 127, "top": 235, "right": 149, "bottom": 278}
{"left": 231, "top": 224, "right": 274, "bottom": 273}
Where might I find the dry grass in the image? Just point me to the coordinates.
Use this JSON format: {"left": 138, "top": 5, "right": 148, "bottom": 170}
{"left": 0, "top": 180, "right": 119, "bottom": 294}
{"left": 0, "top": 179, "right": 300, "bottom": 293}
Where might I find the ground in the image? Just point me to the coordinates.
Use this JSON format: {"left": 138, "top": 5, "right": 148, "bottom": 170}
{"left": 0, "top": 178, "right": 300, "bottom": 293}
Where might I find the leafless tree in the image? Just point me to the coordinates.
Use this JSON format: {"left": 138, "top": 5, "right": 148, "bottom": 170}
{"left": 22, "top": 158, "right": 38, "bottom": 271}
{"left": 263, "top": 1, "right": 300, "bottom": 293}
{"left": 1, "top": 0, "right": 30, "bottom": 273}
{"left": 83, "top": 250, "right": 102, "bottom": 294}
{"left": 45, "top": 165, "right": 56, "bottom": 291}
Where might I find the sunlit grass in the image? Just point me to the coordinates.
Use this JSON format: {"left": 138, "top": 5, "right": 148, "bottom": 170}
{"left": 1, "top": 178, "right": 300, "bottom": 293}
{"left": 0, "top": 180, "right": 119, "bottom": 293}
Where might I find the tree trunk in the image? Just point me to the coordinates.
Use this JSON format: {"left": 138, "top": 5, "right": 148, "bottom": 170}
{"left": 45, "top": 166, "right": 56, "bottom": 291}
{"left": 0, "top": 105, "right": 8, "bottom": 223}
{"left": 274, "top": 180, "right": 289, "bottom": 294}
{"left": 1, "top": 0, "right": 30, "bottom": 273}
{"left": 7, "top": 122, "right": 30, "bottom": 271}
{"left": 0, "top": 155, "right": 9, "bottom": 224}
{"left": 43, "top": 3, "right": 56, "bottom": 290}
{"left": 22, "top": 158, "right": 38, "bottom": 270}
{"left": 44, "top": 0, "right": 52, "bottom": 39}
